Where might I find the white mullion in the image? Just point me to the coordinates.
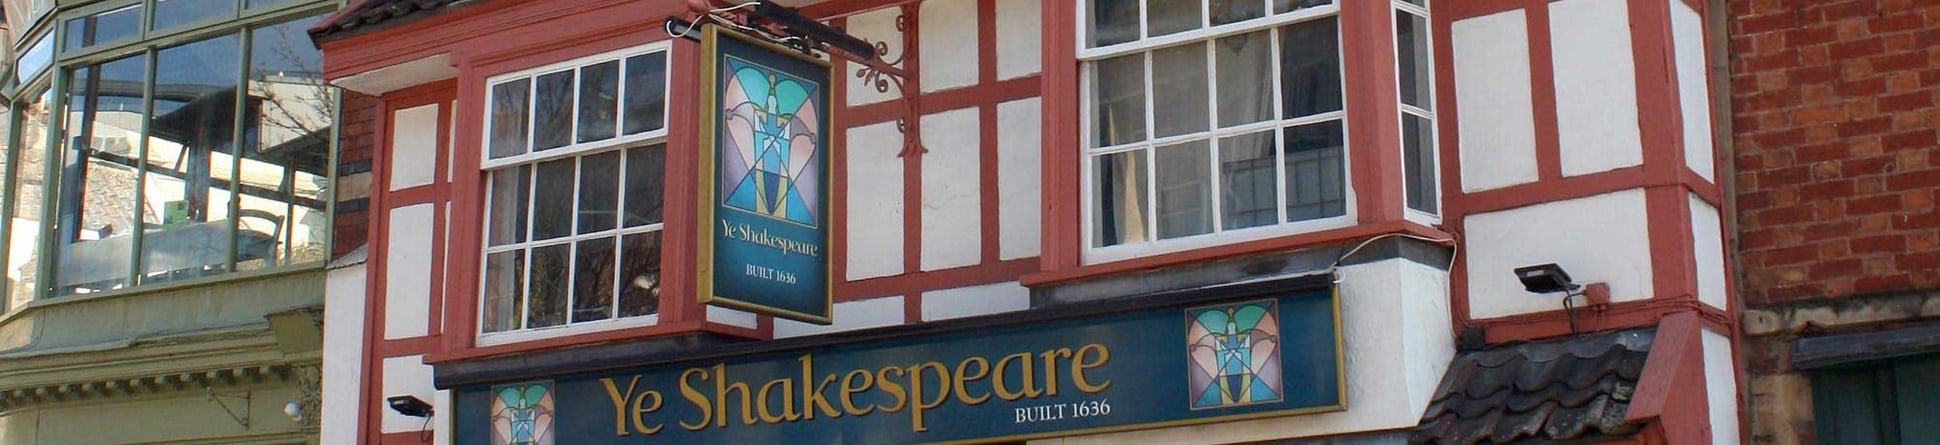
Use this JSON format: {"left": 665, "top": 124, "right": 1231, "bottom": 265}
{"left": 659, "top": 49, "right": 673, "bottom": 133}
{"left": 614, "top": 56, "right": 629, "bottom": 138}
{"left": 569, "top": 66, "right": 583, "bottom": 145}
{"left": 1077, "top": 6, "right": 1339, "bottom": 61}
{"left": 1203, "top": 39, "right": 1223, "bottom": 233}
{"left": 563, "top": 155, "right": 583, "bottom": 327}
{"left": 611, "top": 148, "right": 630, "bottom": 320}
{"left": 519, "top": 164, "right": 538, "bottom": 330}
{"left": 1270, "top": 25, "right": 1289, "bottom": 225}
{"left": 525, "top": 75, "right": 539, "bottom": 156}
{"left": 1141, "top": 50, "right": 1158, "bottom": 242}
{"left": 1080, "top": 60, "right": 1096, "bottom": 251}
{"left": 1137, "top": 0, "right": 1148, "bottom": 42}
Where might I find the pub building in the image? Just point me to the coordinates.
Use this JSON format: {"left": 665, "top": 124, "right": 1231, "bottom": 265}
{"left": 308, "top": 0, "right": 1743, "bottom": 443}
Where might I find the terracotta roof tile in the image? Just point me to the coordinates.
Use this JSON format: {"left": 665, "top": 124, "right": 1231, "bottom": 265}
{"left": 308, "top": 0, "right": 470, "bottom": 42}
{"left": 1410, "top": 328, "right": 1653, "bottom": 445}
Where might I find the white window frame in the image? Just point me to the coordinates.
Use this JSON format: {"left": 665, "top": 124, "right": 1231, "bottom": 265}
{"left": 1077, "top": 1, "right": 1356, "bottom": 265}
{"left": 475, "top": 41, "right": 672, "bottom": 345}
{"left": 1395, "top": 0, "right": 1442, "bottom": 224}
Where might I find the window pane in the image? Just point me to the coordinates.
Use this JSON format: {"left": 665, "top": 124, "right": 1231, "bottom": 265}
{"left": 1155, "top": 141, "right": 1213, "bottom": 239}
{"left": 618, "top": 231, "right": 661, "bottom": 317}
{"left": 1088, "top": 0, "right": 1138, "bottom": 47}
{"left": 481, "top": 250, "right": 524, "bottom": 333}
{"left": 578, "top": 151, "right": 619, "bottom": 234}
{"left": 63, "top": 5, "right": 142, "bottom": 52}
{"left": 10, "top": 89, "right": 53, "bottom": 303}
{"left": 1397, "top": 11, "right": 1432, "bottom": 110}
{"left": 152, "top": 0, "right": 235, "bottom": 31}
{"left": 623, "top": 144, "right": 665, "bottom": 227}
{"left": 1220, "top": 130, "right": 1277, "bottom": 230}
{"left": 54, "top": 55, "right": 146, "bottom": 295}
{"left": 526, "top": 243, "right": 570, "bottom": 328}
{"left": 622, "top": 53, "right": 667, "bottom": 135}
{"left": 488, "top": 79, "right": 530, "bottom": 159}
{"left": 571, "top": 238, "right": 615, "bottom": 323}
{"left": 1152, "top": 44, "right": 1209, "bottom": 138}
{"left": 144, "top": 34, "right": 241, "bottom": 284}
{"left": 1211, "top": 0, "right": 1265, "bottom": 25}
{"left": 1894, "top": 356, "right": 1940, "bottom": 442}
{"left": 1092, "top": 54, "right": 1145, "bottom": 147}
{"left": 1403, "top": 113, "right": 1438, "bottom": 213}
{"left": 530, "top": 158, "right": 575, "bottom": 240}
{"left": 1283, "top": 121, "right": 1345, "bottom": 221}
{"left": 1280, "top": 17, "right": 1343, "bottom": 118}
{"left": 1275, "top": 0, "right": 1332, "bottom": 13}
{"left": 1216, "top": 31, "right": 1273, "bottom": 128}
{"left": 247, "top": 0, "right": 300, "bottom": 9}
{"left": 246, "top": 13, "right": 332, "bottom": 267}
{"left": 487, "top": 166, "right": 530, "bottom": 246}
{"left": 577, "top": 61, "right": 619, "bottom": 143}
{"left": 1092, "top": 150, "right": 1148, "bottom": 247}
{"left": 1147, "top": 0, "right": 1202, "bottom": 37}
{"left": 532, "top": 71, "right": 573, "bottom": 151}
{"left": 17, "top": 32, "right": 53, "bottom": 85}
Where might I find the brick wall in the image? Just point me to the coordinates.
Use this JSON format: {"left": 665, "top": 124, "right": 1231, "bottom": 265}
{"left": 333, "top": 91, "right": 378, "bottom": 258}
{"left": 1728, "top": 0, "right": 1940, "bottom": 443}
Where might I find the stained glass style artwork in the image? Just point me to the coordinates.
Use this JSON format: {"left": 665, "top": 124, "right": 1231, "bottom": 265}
{"left": 490, "top": 381, "right": 555, "bottom": 445}
{"left": 718, "top": 55, "right": 822, "bottom": 228}
{"left": 1187, "top": 299, "right": 1284, "bottom": 409}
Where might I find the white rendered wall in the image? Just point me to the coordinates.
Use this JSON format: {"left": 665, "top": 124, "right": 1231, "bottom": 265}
{"left": 921, "top": 108, "right": 982, "bottom": 270}
{"left": 707, "top": 306, "right": 759, "bottom": 329}
{"left": 775, "top": 296, "right": 905, "bottom": 338}
{"left": 921, "top": 281, "right": 1030, "bottom": 321}
{"left": 380, "top": 355, "right": 436, "bottom": 434}
{"left": 997, "top": 97, "right": 1043, "bottom": 260}
{"left": 846, "top": 8, "right": 903, "bottom": 106}
{"left": 1452, "top": 10, "right": 1539, "bottom": 192}
{"left": 919, "top": 0, "right": 978, "bottom": 92}
{"left": 389, "top": 104, "right": 440, "bottom": 190}
{"left": 1550, "top": 0, "right": 1643, "bottom": 176}
{"left": 385, "top": 204, "right": 435, "bottom": 339}
{"left": 1466, "top": 189, "right": 1654, "bottom": 319}
{"left": 1690, "top": 194, "right": 1727, "bottom": 310}
{"left": 1670, "top": 0, "right": 1715, "bottom": 181}
{"left": 1702, "top": 329, "right": 1740, "bottom": 445}
{"left": 1029, "top": 259, "right": 1453, "bottom": 444}
{"left": 845, "top": 121, "right": 904, "bottom": 280}
{"left": 320, "top": 264, "right": 367, "bottom": 445}
{"left": 994, "top": 0, "right": 1042, "bottom": 80}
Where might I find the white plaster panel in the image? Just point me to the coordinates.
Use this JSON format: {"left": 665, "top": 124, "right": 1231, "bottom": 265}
{"left": 331, "top": 53, "right": 457, "bottom": 96}
{"left": 1690, "top": 194, "right": 1728, "bottom": 310}
{"left": 389, "top": 104, "right": 440, "bottom": 190}
{"left": 1466, "top": 189, "right": 1654, "bottom": 319}
{"left": 1452, "top": 10, "right": 1540, "bottom": 192}
{"left": 708, "top": 306, "right": 759, "bottom": 329}
{"left": 921, "top": 281, "right": 1030, "bottom": 321}
{"left": 846, "top": 8, "right": 904, "bottom": 106}
{"left": 384, "top": 203, "right": 436, "bottom": 339}
{"left": 1049, "top": 259, "right": 1452, "bottom": 444}
{"left": 920, "top": 0, "right": 979, "bottom": 92}
{"left": 920, "top": 107, "right": 982, "bottom": 271}
{"left": 434, "top": 389, "right": 454, "bottom": 445}
{"left": 994, "top": 0, "right": 1042, "bottom": 79}
{"left": 845, "top": 122, "right": 905, "bottom": 280}
{"left": 1550, "top": 0, "right": 1643, "bottom": 176}
{"left": 998, "top": 98, "right": 1043, "bottom": 260}
{"left": 380, "top": 355, "right": 435, "bottom": 433}
{"left": 1671, "top": 0, "right": 1716, "bottom": 181}
{"left": 774, "top": 295, "right": 905, "bottom": 338}
{"left": 1702, "top": 330, "right": 1741, "bottom": 445}
{"left": 321, "top": 265, "right": 368, "bottom": 445}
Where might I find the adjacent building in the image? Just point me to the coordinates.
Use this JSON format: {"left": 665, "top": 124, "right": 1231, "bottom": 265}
{"left": 310, "top": 0, "right": 1744, "bottom": 444}
{"left": 0, "top": 0, "right": 344, "bottom": 443}
{"left": 1728, "top": 1, "right": 1940, "bottom": 443}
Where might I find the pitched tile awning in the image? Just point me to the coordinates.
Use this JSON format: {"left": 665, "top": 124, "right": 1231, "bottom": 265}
{"left": 1410, "top": 328, "right": 1655, "bottom": 444}
{"left": 308, "top": 0, "right": 471, "bottom": 42}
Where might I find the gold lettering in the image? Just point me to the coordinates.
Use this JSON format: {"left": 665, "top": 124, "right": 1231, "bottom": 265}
{"left": 678, "top": 368, "right": 713, "bottom": 431}
{"left": 602, "top": 376, "right": 641, "bottom": 436}
{"left": 876, "top": 366, "right": 908, "bottom": 413}
{"left": 1040, "top": 348, "right": 1073, "bottom": 396}
{"left": 800, "top": 355, "right": 840, "bottom": 419}
{"left": 714, "top": 364, "right": 758, "bottom": 426}
{"left": 906, "top": 361, "right": 952, "bottom": 432}
{"left": 953, "top": 357, "right": 992, "bottom": 405}
{"left": 756, "top": 378, "right": 800, "bottom": 423}
{"left": 1072, "top": 343, "right": 1112, "bottom": 392}
{"left": 631, "top": 389, "right": 664, "bottom": 434}
{"left": 839, "top": 369, "right": 877, "bottom": 416}
{"left": 992, "top": 352, "right": 1043, "bottom": 400}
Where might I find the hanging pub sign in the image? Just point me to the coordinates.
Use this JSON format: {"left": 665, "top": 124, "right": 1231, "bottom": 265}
{"left": 696, "top": 24, "right": 834, "bottom": 324}
{"left": 455, "top": 287, "right": 1344, "bottom": 445}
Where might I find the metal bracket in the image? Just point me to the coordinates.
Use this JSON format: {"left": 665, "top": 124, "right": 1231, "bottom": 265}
{"left": 205, "top": 386, "right": 252, "bottom": 429}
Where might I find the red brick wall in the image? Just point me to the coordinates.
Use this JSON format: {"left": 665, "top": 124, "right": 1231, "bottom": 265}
{"left": 333, "top": 91, "right": 378, "bottom": 258}
{"left": 1730, "top": 0, "right": 1940, "bottom": 306}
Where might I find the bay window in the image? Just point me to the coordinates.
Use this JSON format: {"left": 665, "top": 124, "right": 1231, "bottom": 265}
{"left": 1396, "top": 0, "right": 1438, "bottom": 215}
{"left": 1083, "top": 0, "right": 1347, "bottom": 260}
{"left": 478, "top": 43, "right": 670, "bottom": 340}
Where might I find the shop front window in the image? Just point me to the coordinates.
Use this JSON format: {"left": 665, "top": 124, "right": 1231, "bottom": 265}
{"left": 1082, "top": 0, "right": 1346, "bottom": 260}
{"left": 479, "top": 43, "right": 669, "bottom": 339}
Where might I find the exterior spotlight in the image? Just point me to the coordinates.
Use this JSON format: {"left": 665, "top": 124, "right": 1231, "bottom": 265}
{"left": 1515, "top": 263, "right": 1578, "bottom": 294}
{"left": 284, "top": 400, "right": 303, "bottom": 423}
{"left": 387, "top": 395, "right": 434, "bottom": 418}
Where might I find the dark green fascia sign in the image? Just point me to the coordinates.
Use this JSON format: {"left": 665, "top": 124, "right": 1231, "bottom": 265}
{"left": 456, "top": 287, "right": 1343, "bottom": 445}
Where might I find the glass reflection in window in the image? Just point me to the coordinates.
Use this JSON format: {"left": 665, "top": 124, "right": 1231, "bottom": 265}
{"left": 152, "top": 0, "right": 236, "bottom": 31}
{"left": 64, "top": 5, "right": 142, "bottom": 52}
{"left": 53, "top": 54, "right": 146, "bottom": 295}
{"left": 9, "top": 89, "right": 53, "bottom": 305}
{"left": 241, "top": 14, "right": 333, "bottom": 269}
{"left": 143, "top": 34, "right": 240, "bottom": 284}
